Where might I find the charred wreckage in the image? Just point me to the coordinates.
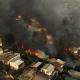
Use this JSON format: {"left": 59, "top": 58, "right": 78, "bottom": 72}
{"left": 0, "top": 16, "right": 80, "bottom": 80}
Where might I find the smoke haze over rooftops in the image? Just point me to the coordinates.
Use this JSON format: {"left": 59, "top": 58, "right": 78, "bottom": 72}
{"left": 0, "top": 0, "right": 80, "bottom": 51}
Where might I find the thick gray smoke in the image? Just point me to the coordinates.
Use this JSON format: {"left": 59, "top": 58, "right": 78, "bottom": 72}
{"left": 0, "top": 0, "right": 13, "bottom": 34}
{"left": 0, "top": 0, "right": 80, "bottom": 53}
{"left": 32, "top": 0, "right": 80, "bottom": 48}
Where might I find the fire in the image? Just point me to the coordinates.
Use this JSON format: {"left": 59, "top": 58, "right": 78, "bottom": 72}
{"left": 18, "top": 16, "right": 22, "bottom": 19}
{"left": 16, "top": 15, "right": 22, "bottom": 20}
{"left": 27, "top": 48, "right": 33, "bottom": 53}
{"left": 34, "top": 52, "right": 40, "bottom": 57}
{"left": 46, "top": 34, "right": 53, "bottom": 40}
{"left": 25, "top": 48, "right": 41, "bottom": 58}
{"left": 65, "top": 47, "right": 80, "bottom": 55}
{"left": 15, "top": 16, "right": 55, "bottom": 58}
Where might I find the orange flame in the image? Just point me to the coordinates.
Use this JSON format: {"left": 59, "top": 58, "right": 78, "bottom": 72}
{"left": 16, "top": 15, "right": 22, "bottom": 20}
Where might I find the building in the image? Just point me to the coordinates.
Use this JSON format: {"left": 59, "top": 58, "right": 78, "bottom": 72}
{"left": 31, "top": 61, "right": 42, "bottom": 69}
{"left": 68, "top": 70, "right": 80, "bottom": 79}
{"left": 48, "top": 58, "right": 57, "bottom": 63}
{"left": 53, "top": 59, "right": 65, "bottom": 72}
{"left": 56, "top": 59, "right": 65, "bottom": 65}
{"left": 0, "top": 52, "right": 21, "bottom": 65}
{"left": 8, "top": 54, "right": 24, "bottom": 70}
{"left": 18, "top": 68, "right": 36, "bottom": 80}
{"left": 48, "top": 58, "right": 65, "bottom": 72}
{"left": 0, "top": 48, "right": 3, "bottom": 55}
{"left": 41, "top": 64, "right": 55, "bottom": 76}
{"left": 18, "top": 67, "right": 50, "bottom": 80}
{"left": 0, "top": 53, "right": 17, "bottom": 64}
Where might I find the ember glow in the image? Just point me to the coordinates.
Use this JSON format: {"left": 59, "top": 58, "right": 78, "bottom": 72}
{"left": 16, "top": 16, "right": 22, "bottom": 21}
{"left": 15, "top": 16, "right": 57, "bottom": 57}
{"left": 25, "top": 48, "right": 47, "bottom": 59}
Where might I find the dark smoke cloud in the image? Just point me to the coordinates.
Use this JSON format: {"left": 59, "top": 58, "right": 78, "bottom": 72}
{"left": 31, "top": 0, "right": 80, "bottom": 49}
{"left": 0, "top": 0, "right": 80, "bottom": 52}
{"left": 0, "top": 0, "right": 13, "bottom": 34}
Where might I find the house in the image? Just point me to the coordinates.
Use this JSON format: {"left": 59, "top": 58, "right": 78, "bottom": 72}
{"left": 8, "top": 54, "right": 24, "bottom": 70}
{"left": 41, "top": 64, "right": 55, "bottom": 76}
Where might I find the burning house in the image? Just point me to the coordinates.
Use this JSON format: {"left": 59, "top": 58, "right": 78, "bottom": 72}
{"left": 41, "top": 63, "right": 55, "bottom": 76}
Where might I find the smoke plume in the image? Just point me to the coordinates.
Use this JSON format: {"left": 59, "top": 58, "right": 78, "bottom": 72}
{"left": 0, "top": 0, "right": 80, "bottom": 54}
